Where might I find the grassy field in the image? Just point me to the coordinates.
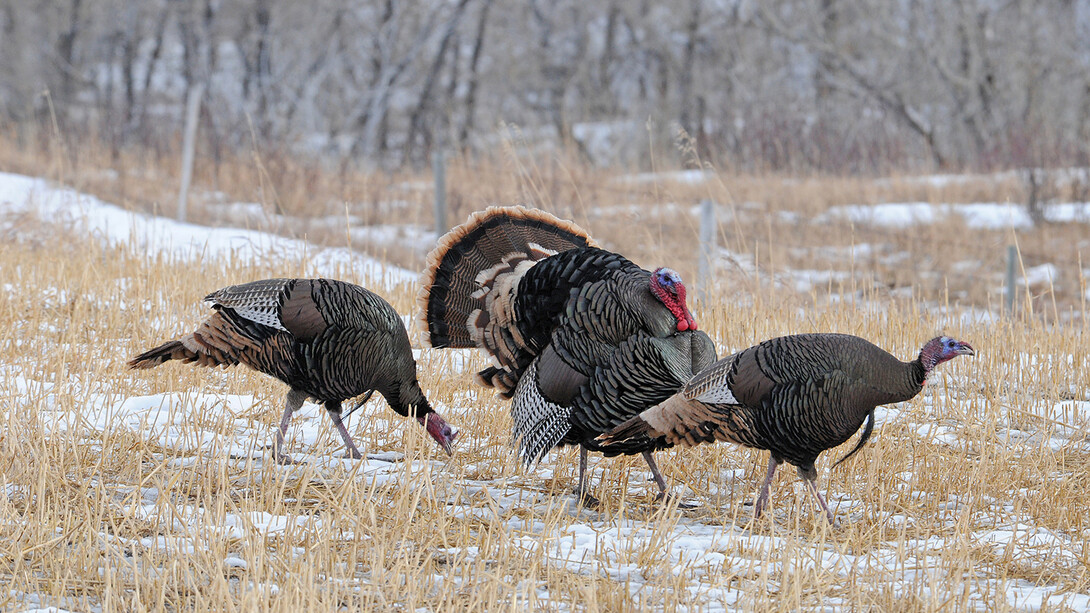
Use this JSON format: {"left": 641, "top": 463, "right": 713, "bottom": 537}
{"left": 5, "top": 130, "right": 1089, "bottom": 324}
{"left": 1, "top": 177, "right": 1088, "bottom": 611}
{"left": 1, "top": 129, "right": 1089, "bottom": 610}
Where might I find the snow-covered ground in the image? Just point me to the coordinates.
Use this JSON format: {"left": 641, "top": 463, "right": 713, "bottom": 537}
{"left": 0, "top": 172, "right": 416, "bottom": 289}
{"left": 2, "top": 172, "right": 1088, "bottom": 611}
{"left": 819, "top": 201, "right": 1090, "bottom": 230}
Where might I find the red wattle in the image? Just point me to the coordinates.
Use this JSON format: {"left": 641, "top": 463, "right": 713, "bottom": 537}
{"left": 676, "top": 319, "right": 689, "bottom": 331}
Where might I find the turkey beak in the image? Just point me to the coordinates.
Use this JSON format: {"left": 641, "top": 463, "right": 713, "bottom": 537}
{"left": 439, "top": 427, "right": 459, "bottom": 456}
{"left": 956, "top": 342, "right": 975, "bottom": 356}
{"left": 420, "top": 414, "right": 459, "bottom": 456}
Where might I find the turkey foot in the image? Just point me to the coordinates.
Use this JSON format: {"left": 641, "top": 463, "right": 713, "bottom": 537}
{"left": 642, "top": 452, "right": 697, "bottom": 507}
{"left": 573, "top": 487, "right": 601, "bottom": 509}
{"left": 272, "top": 450, "right": 303, "bottom": 466}
{"left": 803, "top": 478, "right": 838, "bottom": 526}
{"left": 654, "top": 491, "right": 699, "bottom": 509}
{"left": 751, "top": 456, "right": 780, "bottom": 520}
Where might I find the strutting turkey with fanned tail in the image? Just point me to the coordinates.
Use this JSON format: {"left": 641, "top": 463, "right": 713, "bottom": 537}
{"left": 418, "top": 205, "right": 717, "bottom": 505}
{"left": 129, "top": 278, "right": 457, "bottom": 463}
{"left": 597, "top": 333, "right": 975, "bottom": 522}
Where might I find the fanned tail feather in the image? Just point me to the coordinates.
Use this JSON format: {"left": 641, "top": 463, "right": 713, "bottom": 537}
{"left": 417, "top": 205, "right": 596, "bottom": 350}
{"left": 476, "top": 365, "right": 520, "bottom": 398}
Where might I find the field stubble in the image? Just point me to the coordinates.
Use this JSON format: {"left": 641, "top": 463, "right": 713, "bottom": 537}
{"left": 1, "top": 131, "right": 1089, "bottom": 609}
{"left": 0, "top": 202, "right": 1088, "bottom": 611}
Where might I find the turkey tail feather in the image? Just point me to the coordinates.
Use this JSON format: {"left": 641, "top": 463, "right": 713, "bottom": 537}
{"left": 417, "top": 206, "right": 596, "bottom": 349}
{"left": 128, "top": 337, "right": 232, "bottom": 369}
{"left": 128, "top": 340, "right": 192, "bottom": 369}
{"left": 831, "top": 408, "right": 876, "bottom": 469}
{"left": 129, "top": 312, "right": 250, "bottom": 370}
{"left": 596, "top": 414, "right": 656, "bottom": 447}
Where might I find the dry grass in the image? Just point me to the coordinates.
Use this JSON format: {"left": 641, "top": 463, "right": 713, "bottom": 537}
{"left": 1, "top": 195, "right": 1089, "bottom": 611}
{"left": 1, "top": 131, "right": 1089, "bottom": 610}
{"left": 5, "top": 129, "right": 1088, "bottom": 323}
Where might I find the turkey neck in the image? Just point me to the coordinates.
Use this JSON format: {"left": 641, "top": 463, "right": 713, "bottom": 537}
{"left": 888, "top": 357, "right": 928, "bottom": 402}
{"left": 384, "top": 377, "right": 434, "bottom": 419}
{"left": 846, "top": 342, "right": 929, "bottom": 410}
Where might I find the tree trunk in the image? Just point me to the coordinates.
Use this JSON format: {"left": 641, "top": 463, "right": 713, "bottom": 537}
{"left": 815, "top": 0, "right": 837, "bottom": 107}
{"left": 403, "top": 0, "right": 472, "bottom": 166}
{"left": 55, "top": 0, "right": 83, "bottom": 120}
{"left": 678, "top": 0, "right": 701, "bottom": 141}
{"left": 252, "top": 0, "right": 272, "bottom": 136}
{"left": 458, "top": 0, "right": 493, "bottom": 151}
{"left": 136, "top": 4, "right": 170, "bottom": 139}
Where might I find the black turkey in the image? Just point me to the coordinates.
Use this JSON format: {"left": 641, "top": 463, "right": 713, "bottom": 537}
{"left": 418, "top": 206, "right": 716, "bottom": 504}
{"left": 130, "top": 278, "right": 457, "bottom": 462}
{"left": 597, "top": 333, "right": 974, "bottom": 522}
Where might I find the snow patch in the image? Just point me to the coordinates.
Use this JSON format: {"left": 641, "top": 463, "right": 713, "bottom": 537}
{"left": 819, "top": 201, "right": 1090, "bottom": 230}
{"left": 0, "top": 172, "right": 416, "bottom": 289}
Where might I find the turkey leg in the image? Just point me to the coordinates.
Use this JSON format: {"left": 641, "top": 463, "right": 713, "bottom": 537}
{"left": 272, "top": 389, "right": 308, "bottom": 464}
{"left": 803, "top": 478, "right": 836, "bottom": 525}
{"left": 326, "top": 401, "right": 364, "bottom": 459}
{"left": 642, "top": 451, "right": 697, "bottom": 508}
{"left": 753, "top": 456, "right": 781, "bottom": 518}
{"left": 573, "top": 446, "right": 600, "bottom": 508}
{"left": 642, "top": 451, "right": 669, "bottom": 492}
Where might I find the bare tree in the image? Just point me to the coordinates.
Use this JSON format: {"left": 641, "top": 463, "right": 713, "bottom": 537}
{"left": 2, "top": 0, "right": 1089, "bottom": 173}
{"left": 53, "top": 0, "right": 84, "bottom": 116}
{"left": 403, "top": 0, "right": 473, "bottom": 166}
{"left": 457, "top": 0, "right": 492, "bottom": 151}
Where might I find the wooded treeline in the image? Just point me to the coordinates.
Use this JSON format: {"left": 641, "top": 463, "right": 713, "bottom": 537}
{"left": 2, "top": 0, "right": 1088, "bottom": 173}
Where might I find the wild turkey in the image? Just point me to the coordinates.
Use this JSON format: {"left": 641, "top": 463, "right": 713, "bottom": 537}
{"left": 129, "top": 278, "right": 457, "bottom": 462}
{"left": 418, "top": 205, "right": 716, "bottom": 504}
{"left": 597, "top": 333, "right": 974, "bottom": 522}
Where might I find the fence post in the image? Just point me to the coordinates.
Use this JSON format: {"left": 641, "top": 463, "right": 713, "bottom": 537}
{"left": 177, "top": 82, "right": 204, "bottom": 223}
{"left": 433, "top": 149, "right": 447, "bottom": 236}
{"left": 698, "top": 199, "right": 716, "bottom": 304}
{"left": 1005, "top": 245, "right": 1017, "bottom": 314}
